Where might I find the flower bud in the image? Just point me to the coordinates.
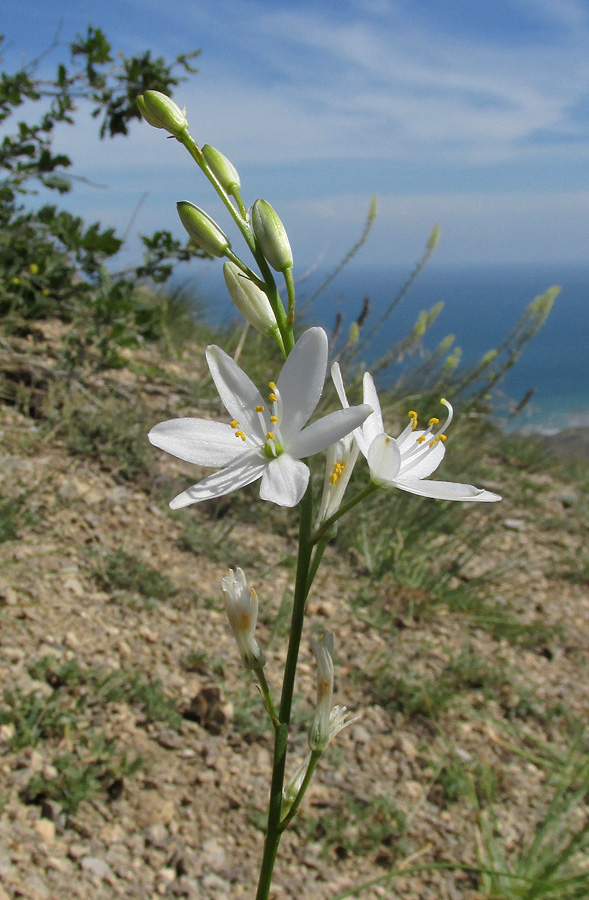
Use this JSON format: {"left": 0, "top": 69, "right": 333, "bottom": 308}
{"left": 222, "top": 568, "right": 265, "bottom": 669}
{"left": 223, "top": 262, "right": 278, "bottom": 335}
{"left": 308, "top": 632, "right": 334, "bottom": 751}
{"left": 137, "top": 91, "right": 189, "bottom": 138}
{"left": 252, "top": 199, "right": 293, "bottom": 272}
{"left": 202, "top": 145, "right": 241, "bottom": 195}
{"left": 177, "top": 201, "right": 231, "bottom": 257}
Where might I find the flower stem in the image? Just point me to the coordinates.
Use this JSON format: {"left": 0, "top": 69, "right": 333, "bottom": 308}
{"left": 279, "top": 750, "right": 321, "bottom": 833}
{"left": 312, "top": 481, "right": 379, "bottom": 545}
{"left": 255, "top": 480, "right": 315, "bottom": 900}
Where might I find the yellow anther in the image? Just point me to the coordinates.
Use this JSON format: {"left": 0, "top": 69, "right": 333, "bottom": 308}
{"left": 234, "top": 431, "right": 246, "bottom": 441}
{"left": 430, "top": 433, "right": 447, "bottom": 446}
{"left": 230, "top": 419, "right": 239, "bottom": 429}
{"left": 408, "top": 410, "right": 418, "bottom": 430}
{"left": 428, "top": 417, "right": 440, "bottom": 426}
{"left": 416, "top": 435, "right": 426, "bottom": 444}
{"left": 270, "top": 415, "right": 278, "bottom": 423}
{"left": 266, "top": 432, "right": 274, "bottom": 440}
{"left": 330, "top": 461, "right": 346, "bottom": 485}
{"left": 255, "top": 405, "right": 264, "bottom": 413}
{"left": 269, "top": 393, "right": 277, "bottom": 402}
{"left": 269, "top": 381, "right": 277, "bottom": 390}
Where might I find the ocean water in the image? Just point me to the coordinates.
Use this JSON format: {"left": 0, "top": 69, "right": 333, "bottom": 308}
{"left": 186, "top": 261, "right": 589, "bottom": 432}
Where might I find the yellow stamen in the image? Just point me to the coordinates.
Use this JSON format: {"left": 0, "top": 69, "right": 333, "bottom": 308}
{"left": 269, "top": 381, "right": 277, "bottom": 390}
{"left": 269, "top": 393, "right": 277, "bottom": 402}
{"left": 266, "top": 432, "right": 274, "bottom": 440}
{"left": 255, "top": 405, "right": 264, "bottom": 413}
{"left": 270, "top": 415, "right": 278, "bottom": 423}
{"left": 416, "top": 435, "right": 426, "bottom": 444}
{"left": 408, "top": 410, "right": 418, "bottom": 430}
{"left": 230, "top": 419, "right": 239, "bottom": 429}
{"left": 234, "top": 431, "right": 246, "bottom": 441}
{"left": 428, "top": 417, "right": 440, "bottom": 426}
{"left": 430, "top": 433, "right": 447, "bottom": 446}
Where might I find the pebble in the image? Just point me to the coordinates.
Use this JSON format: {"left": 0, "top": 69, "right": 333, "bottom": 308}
{"left": 33, "top": 819, "right": 55, "bottom": 843}
{"left": 80, "top": 856, "right": 113, "bottom": 881}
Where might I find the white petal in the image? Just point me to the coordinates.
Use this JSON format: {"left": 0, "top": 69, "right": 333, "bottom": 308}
{"left": 330, "top": 362, "right": 350, "bottom": 409}
{"left": 259, "top": 454, "right": 309, "bottom": 507}
{"left": 206, "top": 345, "right": 266, "bottom": 442}
{"left": 367, "top": 432, "right": 402, "bottom": 484}
{"left": 276, "top": 328, "right": 328, "bottom": 442}
{"left": 398, "top": 437, "right": 446, "bottom": 479}
{"left": 392, "top": 478, "right": 502, "bottom": 502}
{"left": 169, "top": 454, "right": 265, "bottom": 508}
{"left": 361, "top": 373, "right": 384, "bottom": 448}
{"left": 289, "top": 404, "right": 372, "bottom": 458}
{"left": 148, "top": 418, "right": 245, "bottom": 467}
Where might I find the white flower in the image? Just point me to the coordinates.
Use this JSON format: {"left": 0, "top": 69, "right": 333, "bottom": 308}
{"left": 332, "top": 363, "right": 501, "bottom": 503}
{"left": 149, "top": 328, "right": 371, "bottom": 509}
{"left": 222, "top": 568, "right": 264, "bottom": 669}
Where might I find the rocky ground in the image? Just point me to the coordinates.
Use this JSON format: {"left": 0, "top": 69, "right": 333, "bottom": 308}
{"left": 1, "top": 321, "right": 588, "bottom": 900}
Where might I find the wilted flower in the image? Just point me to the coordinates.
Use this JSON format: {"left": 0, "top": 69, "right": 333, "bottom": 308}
{"left": 222, "top": 568, "right": 264, "bottom": 669}
{"left": 308, "top": 633, "right": 334, "bottom": 752}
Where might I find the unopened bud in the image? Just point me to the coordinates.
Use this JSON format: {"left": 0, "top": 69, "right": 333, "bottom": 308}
{"left": 308, "top": 633, "right": 334, "bottom": 751}
{"left": 223, "top": 263, "right": 278, "bottom": 335}
{"left": 202, "top": 145, "right": 241, "bottom": 195}
{"left": 438, "top": 335, "right": 455, "bottom": 352}
{"left": 222, "top": 568, "right": 265, "bottom": 669}
{"left": 177, "top": 201, "right": 231, "bottom": 257}
{"left": 137, "top": 91, "right": 189, "bottom": 138}
{"left": 252, "top": 199, "right": 293, "bottom": 272}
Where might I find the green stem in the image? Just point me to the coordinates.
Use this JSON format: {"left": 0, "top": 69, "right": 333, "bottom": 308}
{"left": 255, "top": 480, "right": 315, "bottom": 900}
{"left": 279, "top": 750, "right": 321, "bottom": 832}
{"left": 307, "top": 535, "right": 330, "bottom": 596}
{"left": 312, "top": 481, "right": 379, "bottom": 545}
{"left": 283, "top": 267, "right": 296, "bottom": 330}
{"left": 255, "top": 666, "right": 278, "bottom": 726}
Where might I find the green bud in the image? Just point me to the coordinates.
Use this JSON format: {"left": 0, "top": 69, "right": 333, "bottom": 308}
{"left": 137, "top": 91, "right": 189, "bottom": 138}
{"left": 438, "top": 334, "right": 455, "bottom": 352}
{"left": 442, "top": 347, "right": 462, "bottom": 374}
{"left": 223, "top": 262, "right": 278, "bottom": 335}
{"left": 348, "top": 322, "right": 360, "bottom": 345}
{"left": 252, "top": 199, "right": 293, "bottom": 272}
{"left": 202, "top": 145, "right": 241, "bottom": 195}
{"left": 177, "top": 202, "right": 231, "bottom": 257}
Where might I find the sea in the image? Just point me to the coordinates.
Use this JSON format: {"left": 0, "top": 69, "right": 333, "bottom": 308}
{"left": 182, "top": 261, "right": 589, "bottom": 434}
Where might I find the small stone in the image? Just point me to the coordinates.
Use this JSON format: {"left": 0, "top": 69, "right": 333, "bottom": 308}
{"left": 157, "top": 729, "right": 183, "bottom": 750}
{"left": 99, "top": 823, "right": 126, "bottom": 844}
{"left": 33, "top": 818, "right": 55, "bottom": 843}
{"left": 201, "top": 839, "right": 226, "bottom": 870}
{"left": 144, "top": 822, "right": 169, "bottom": 848}
{"left": 80, "top": 856, "right": 113, "bottom": 881}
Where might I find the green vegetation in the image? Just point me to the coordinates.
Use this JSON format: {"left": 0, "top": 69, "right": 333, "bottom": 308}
{"left": 94, "top": 549, "right": 178, "bottom": 602}
{"left": 0, "top": 656, "right": 183, "bottom": 813}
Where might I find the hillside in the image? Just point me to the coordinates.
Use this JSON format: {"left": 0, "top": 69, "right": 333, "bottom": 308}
{"left": 1, "top": 319, "right": 588, "bottom": 900}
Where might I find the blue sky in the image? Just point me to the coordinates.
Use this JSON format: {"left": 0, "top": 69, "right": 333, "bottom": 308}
{"left": 4, "top": 0, "right": 589, "bottom": 268}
